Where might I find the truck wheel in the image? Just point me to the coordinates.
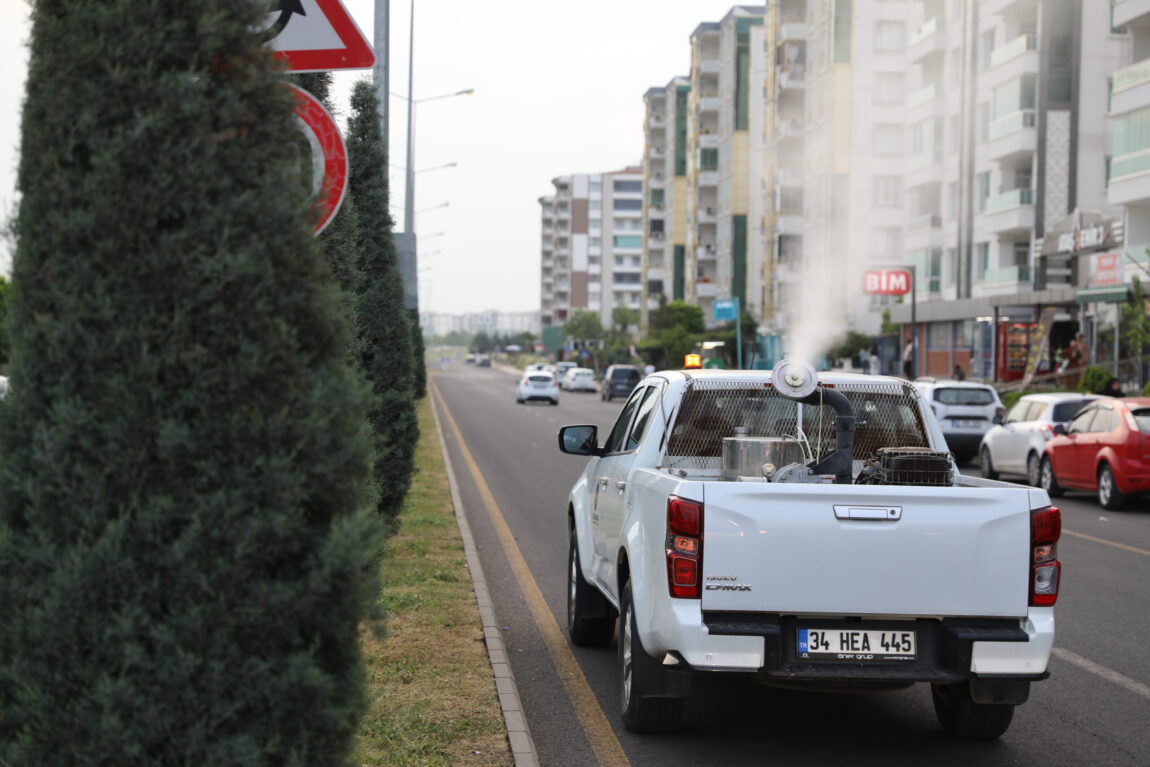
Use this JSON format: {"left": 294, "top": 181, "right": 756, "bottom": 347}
{"left": 931, "top": 682, "right": 1015, "bottom": 740}
{"left": 567, "top": 529, "right": 615, "bottom": 646}
{"left": 979, "top": 447, "right": 998, "bottom": 480}
{"left": 1040, "top": 457, "right": 1064, "bottom": 498}
{"left": 1098, "top": 464, "right": 1127, "bottom": 510}
{"left": 619, "top": 581, "right": 687, "bottom": 733}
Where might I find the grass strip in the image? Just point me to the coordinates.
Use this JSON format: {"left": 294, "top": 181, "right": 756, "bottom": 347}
{"left": 354, "top": 395, "right": 513, "bottom": 766}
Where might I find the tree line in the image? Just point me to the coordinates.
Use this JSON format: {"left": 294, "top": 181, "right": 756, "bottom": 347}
{"left": 0, "top": 3, "right": 421, "bottom": 763}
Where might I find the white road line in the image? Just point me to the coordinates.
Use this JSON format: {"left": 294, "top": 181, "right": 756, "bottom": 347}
{"left": 1052, "top": 647, "right": 1150, "bottom": 701}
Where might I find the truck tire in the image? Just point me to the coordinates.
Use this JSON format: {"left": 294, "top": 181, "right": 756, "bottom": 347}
{"left": 567, "top": 528, "right": 616, "bottom": 646}
{"left": 619, "top": 581, "right": 687, "bottom": 733}
{"left": 1098, "top": 464, "right": 1127, "bottom": 510}
{"left": 1040, "top": 457, "right": 1064, "bottom": 498}
{"left": 931, "top": 682, "right": 1015, "bottom": 740}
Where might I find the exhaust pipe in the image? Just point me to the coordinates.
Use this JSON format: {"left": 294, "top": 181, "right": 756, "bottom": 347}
{"left": 771, "top": 360, "right": 855, "bottom": 484}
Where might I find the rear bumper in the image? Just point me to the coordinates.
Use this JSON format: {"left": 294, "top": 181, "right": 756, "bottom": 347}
{"left": 643, "top": 607, "right": 1053, "bottom": 683}
{"left": 943, "top": 432, "right": 989, "bottom": 456}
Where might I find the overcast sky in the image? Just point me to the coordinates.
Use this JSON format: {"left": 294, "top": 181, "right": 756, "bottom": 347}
{"left": 0, "top": 0, "right": 749, "bottom": 314}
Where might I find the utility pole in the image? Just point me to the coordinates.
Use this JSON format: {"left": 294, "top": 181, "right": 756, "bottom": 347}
{"left": 373, "top": 0, "right": 388, "bottom": 145}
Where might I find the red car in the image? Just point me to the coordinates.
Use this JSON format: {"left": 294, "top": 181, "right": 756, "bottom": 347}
{"left": 1039, "top": 396, "right": 1150, "bottom": 509}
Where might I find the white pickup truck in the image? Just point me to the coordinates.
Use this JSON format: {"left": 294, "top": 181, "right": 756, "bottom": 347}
{"left": 558, "top": 361, "right": 1060, "bottom": 739}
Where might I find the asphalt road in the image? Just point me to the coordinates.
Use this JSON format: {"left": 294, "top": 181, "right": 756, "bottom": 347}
{"left": 430, "top": 362, "right": 1150, "bottom": 767}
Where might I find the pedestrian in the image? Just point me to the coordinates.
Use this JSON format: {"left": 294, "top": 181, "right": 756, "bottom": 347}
{"left": 902, "top": 339, "right": 915, "bottom": 380}
{"left": 868, "top": 346, "right": 880, "bottom": 376}
{"left": 1096, "top": 377, "right": 1125, "bottom": 397}
{"left": 952, "top": 364, "right": 966, "bottom": 381}
{"left": 644, "top": 362, "right": 655, "bottom": 376}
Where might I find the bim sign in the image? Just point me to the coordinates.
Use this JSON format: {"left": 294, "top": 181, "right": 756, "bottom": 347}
{"left": 862, "top": 269, "right": 912, "bottom": 295}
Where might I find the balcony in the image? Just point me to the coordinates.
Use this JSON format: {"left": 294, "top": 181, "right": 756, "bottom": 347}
{"left": 981, "top": 188, "right": 1035, "bottom": 234}
{"left": 778, "top": 21, "right": 807, "bottom": 42}
{"left": 696, "top": 280, "right": 719, "bottom": 298}
{"left": 698, "top": 96, "right": 721, "bottom": 113}
{"left": 697, "top": 206, "right": 718, "bottom": 224}
{"left": 908, "top": 17, "right": 945, "bottom": 63}
{"left": 647, "top": 173, "right": 666, "bottom": 189}
{"left": 696, "top": 244, "right": 717, "bottom": 261}
{"left": 990, "top": 33, "right": 1036, "bottom": 69}
{"left": 648, "top": 145, "right": 666, "bottom": 159}
{"left": 777, "top": 117, "right": 804, "bottom": 140}
{"left": 981, "top": 264, "right": 1032, "bottom": 287}
{"left": 982, "top": 110, "right": 1037, "bottom": 163}
{"left": 1111, "top": 58, "right": 1150, "bottom": 115}
{"left": 698, "top": 58, "right": 721, "bottom": 76}
{"left": 905, "top": 214, "right": 943, "bottom": 251}
{"left": 1113, "top": 0, "right": 1150, "bottom": 29}
{"left": 774, "top": 215, "right": 803, "bottom": 236}
{"left": 908, "top": 83, "right": 937, "bottom": 110}
{"left": 907, "top": 83, "right": 945, "bottom": 122}
{"left": 1108, "top": 149, "right": 1150, "bottom": 205}
{"left": 648, "top": 114, "right": 666, "bottom": 129}
{"left": 698, "top": 133, "right": 721, "bottom": 149}
{"left": 777, "top": 65, "right": 805, "bottom": 91}
{"left": 697, "top": 170, "right": 719, "bottom": 187}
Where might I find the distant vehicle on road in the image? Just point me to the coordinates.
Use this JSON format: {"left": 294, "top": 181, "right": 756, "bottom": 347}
{"left": 1040, "top": 396, "right": 1150, "bottom": 509}
{"left": 562, "top": 367, "right": 598, "bottom": 393}
{"left": 476, "top": 354, "right": 491, "bottom": 367}
{"left": 555, "top": 361, "right": 578, "bottom": 380}
{"left": 979, "top": 393, "right": 1099, "bottom": 485}
{"left": 517, "top": 371, "right": 559, "bottom": 406}
{"left": 600, "top": 364, "right": 642, "bottom": 402}
{"left": 912, "top": 379, "right": 1004, "bottom": 463}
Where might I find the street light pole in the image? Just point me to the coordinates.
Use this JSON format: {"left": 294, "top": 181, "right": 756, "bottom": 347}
{"left": 403, "top": 0, "right": 416, "bottom": 237}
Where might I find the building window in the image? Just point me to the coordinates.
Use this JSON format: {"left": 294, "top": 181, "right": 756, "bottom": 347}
{"left": 928, "top": 321, "right": 952, "bottom": 350}
{"left": 976, "top": 172, "right": 990, "bottom": 211}
{"left": 613, "top": 179, "right": 642, "bottom": 193}
{"left": 875, "top": 72, "right": 904, "bottom": 105}
{"left": 875, "top": 21, "right": 905, "bottom": 51}
{"left": 613, "top": 198, "right": 643, "bottom": 211}
{"left": 873, "top": 124, "right": 903, "bottom": 155}
{"left": 976, "top": 242, "right": 990, "bottom": 278}
{"left": 872, "top": 227, "right": 902, "bottom": 258}
{"left": 874, "top": 176, "right": 902, "bottom": 207}
{"left": 649, "top": 188, "right": 665, "bottom": 206}
{"left": 590, "top": 181, "right": 602, "bottom": 194}
{"left": 614, "top": 273, "right": 642, "bottom": 284}
{"left": 699, "top": 148, "right": 719, "bottom": 170}
{"left": 613, "top": 235, "right": 643, "bottom": 249}
{"left": 590, "top": 200, "right": 601, "bottom": 211}
{"left": 589, "top": 237, "right": 601, "bottom": 248}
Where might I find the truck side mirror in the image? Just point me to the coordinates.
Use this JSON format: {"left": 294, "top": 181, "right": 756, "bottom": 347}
{"left": 1053, "top": 423, "right": 1067, "bottom": 435}
{"left": 558, "top": 425, "right": 600, "bottom": 456}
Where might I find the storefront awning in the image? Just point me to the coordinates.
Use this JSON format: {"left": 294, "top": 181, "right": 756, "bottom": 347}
{"left": 1075, "top": 285, "right": 1131, "bottom": 304}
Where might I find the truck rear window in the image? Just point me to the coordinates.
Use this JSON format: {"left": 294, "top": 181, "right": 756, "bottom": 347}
{"left": 664, "top": 381, "right": 927, "bottom": 470}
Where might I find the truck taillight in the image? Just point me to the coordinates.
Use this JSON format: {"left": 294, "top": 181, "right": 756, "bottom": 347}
{"left": 667, "top": 496, "right": 703, "bottom": 598}
{"left": 1030, "top": 506, "right": 1061, "bottom": 606}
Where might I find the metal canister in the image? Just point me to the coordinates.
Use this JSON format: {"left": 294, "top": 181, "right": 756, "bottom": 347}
{"left": 721, "top": 437, "right": 805, "bottom": 481}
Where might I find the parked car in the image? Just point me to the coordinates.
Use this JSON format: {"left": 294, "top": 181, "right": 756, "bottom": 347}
{"left": 1040, "top": 396, "right": 1150, "bottom": 509}
{"left": 555, "top": 361, "right": 578, "bottom": 381}
{"left": 912, "top": 380, "right": 1005, "bottom": 463}
{"left": 979, "top": 393, "right": 1100, "bottom": 485}
{"left": 600, "top": 364, "right": 642, "bottom": 402}
{"left": 562, "top": 367, "right": 599, "bottom": 393}
{"left": 476, "top": 354, "right": 492, "bottom": 367}
{"left": 516, "top": 371, "right": 559, "bottom": 406}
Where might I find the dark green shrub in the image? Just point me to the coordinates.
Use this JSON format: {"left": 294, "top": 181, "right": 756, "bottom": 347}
{"left": 411, "top": 311, "right": 427, "bottom": 399}
{"left": 348, "top": 80, "right": 418, "bottom": 522}
{"left": 1078, "top": 365, "right": 1112, "bottom": 394}
{"left": 0, "top": 2, "right": 379, "bottom": 763}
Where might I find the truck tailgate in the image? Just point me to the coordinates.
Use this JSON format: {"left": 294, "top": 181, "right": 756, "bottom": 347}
{"left": 701, "top": 483, "right": 1032, "bottom": 618}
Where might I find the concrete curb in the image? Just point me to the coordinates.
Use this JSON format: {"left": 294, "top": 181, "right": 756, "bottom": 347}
{"left": 429, "top": 386, "right": 540, "bottom": 767}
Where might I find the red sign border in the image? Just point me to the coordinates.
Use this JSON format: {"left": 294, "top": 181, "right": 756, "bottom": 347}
{"left": 274, "top": 0, "right": 375, "bottom": 72}
{"left": 289, "top": 84, "right": 347, "bottom": 235}
{"left": 861, "top": 268, "right": 913, "bottom": 296}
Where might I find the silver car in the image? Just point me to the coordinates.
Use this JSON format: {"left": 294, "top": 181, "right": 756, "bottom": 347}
{"left": 978, "top": 392, "right": 1100, "bottom": 485}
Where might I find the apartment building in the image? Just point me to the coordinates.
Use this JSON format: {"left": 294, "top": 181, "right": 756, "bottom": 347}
{"left": 684, "top": 7, "right": 767, "bottom": 328}
{"left": 888, "top": 0, "right": 1125, "bottom": 381}
{"left": 759, "top": 0, "right": 912, "bottom": 360}
{"left": 420, "top": 311, "right": 541, "bottom": 339}
{"left": 539, "top": 168, "right": 645, "bottom": 331}
{"left": 640, "top": 76, "right": 691, "bottom": 331}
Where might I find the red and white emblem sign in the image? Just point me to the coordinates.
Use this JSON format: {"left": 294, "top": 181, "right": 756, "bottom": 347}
{"left": 862, "top": 269, "right": 912, "bottom": 295}
{"left": 264, "top": 0, "right": 375, "bottom": 72}
{"left": 289, "top": 84, "right": 347, "bottom": 235}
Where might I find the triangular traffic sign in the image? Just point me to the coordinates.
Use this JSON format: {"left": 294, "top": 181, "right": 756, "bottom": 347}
{"left": 264, "top": 0, "right": 375, "bottom": 72}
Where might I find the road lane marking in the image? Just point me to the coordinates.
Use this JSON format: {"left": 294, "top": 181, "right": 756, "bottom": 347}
{"left": 1052, "top": 648, "right": 1150, "bottom": 701}
{"left": 432, "top": 380, "right": 632, "bottom": 767}
{"left": 1062, "top": 529, "right": 1150, "bottom": 557}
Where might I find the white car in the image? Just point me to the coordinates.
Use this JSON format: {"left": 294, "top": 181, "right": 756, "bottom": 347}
{"left": 913, "top": 379, "right": 1005, "bottom": 463}
{"left": 562, "top": 367, "right": 599, "bottom": 393}
{"left": 979, "top": 392, "right": 1100, "bottom": 485}
{"left": 516, "top": 371, "right": 559, "bottom": 406}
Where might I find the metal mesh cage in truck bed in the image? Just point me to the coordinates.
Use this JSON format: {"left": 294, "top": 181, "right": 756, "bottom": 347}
{"left": 661, "top": 378, "right": 930, "bottom": 473}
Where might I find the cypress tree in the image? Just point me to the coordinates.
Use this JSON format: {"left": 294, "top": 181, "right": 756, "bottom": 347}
{"left": 347, "top": 79, "right": 418, "bottom": 522}
{"left": 411, "top": 313, "right": 427, "bottom": 398}
{"left": 0, "top": 1, "right": 380, "bottom": 763}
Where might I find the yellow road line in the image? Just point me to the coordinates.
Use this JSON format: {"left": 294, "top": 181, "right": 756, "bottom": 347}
{"left": 1063, "top": 528, "right": 1150, "bottom": 557}
{"left": 431, "top": 379, "right": 632, "bottom": 767}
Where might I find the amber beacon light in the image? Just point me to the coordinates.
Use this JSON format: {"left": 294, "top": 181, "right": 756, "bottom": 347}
{"left": 683, "top": 353, "right": 703, "bottom": 369}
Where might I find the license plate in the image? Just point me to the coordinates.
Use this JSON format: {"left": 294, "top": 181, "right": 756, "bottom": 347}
{"left": 950, "top": 418, "right": 981, "bottom": 428}
{"left": 797, "top": 628, "right": 916, "bottom": 661}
